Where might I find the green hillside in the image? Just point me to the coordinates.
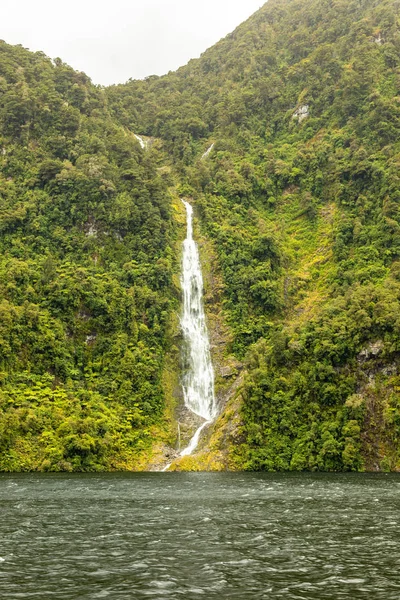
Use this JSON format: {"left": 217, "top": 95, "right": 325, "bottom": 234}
{"left": 3, "top": 0, "right": 400, "bottom": 471}
{"left": 0, "top": 42, "right": 179, "bottom": 471}
{"left": 109, "top": 0, "right": 400, "bottom": 471}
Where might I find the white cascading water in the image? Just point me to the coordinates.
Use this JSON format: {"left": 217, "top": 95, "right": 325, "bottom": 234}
{"left": 161, "top": 201, "right": 217, "bottom": 471}
{"left": 179, "top": 200, "right": 217, "bottom": 455}
{"left": 134, "top": 134, "right": 147, "bottom": 149}
{"left": 201, "top": 143, "right": 214, "bottom": 159}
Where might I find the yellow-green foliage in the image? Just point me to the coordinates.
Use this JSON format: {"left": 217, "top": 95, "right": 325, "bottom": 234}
{"left": 0, "top": 42, "right": 179, "bottom": 471}
{"left": 108, "top": 0, "right": 400, "bottom": 471}
{"left": 4, "top": 0, "right": 400, "bottom": 472}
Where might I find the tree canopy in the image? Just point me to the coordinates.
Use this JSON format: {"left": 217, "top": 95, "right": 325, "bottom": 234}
{"left": 3, "top": 0, "right": 400, "bottom": 471}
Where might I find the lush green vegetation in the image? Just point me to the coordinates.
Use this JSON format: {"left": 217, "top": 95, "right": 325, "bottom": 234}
{"left": 108, "top": 0, "right": 400, "bottom": 471}
{"left": 3, "top": 0, "right": 400, "bottom": 472}
{"left": 0, "top": 42, "right": 178, "bottom": 471}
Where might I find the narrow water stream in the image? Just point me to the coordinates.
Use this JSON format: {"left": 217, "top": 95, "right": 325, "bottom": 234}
{"left": 164, "top": 200, "right": 216, "bottom": 468}
{"left": 180, "top": 200, "right": 217, "bottom": 455}
{"left": 181, "top": 200, "right": 216, "bottom": 416}
{"left": 134, "top": 134, "right": 147, "bottom": 149}
{"left": 202, "top": 142, "right": 215, "bottom": 159}
{"left": 162, "top": 200, "right": 217, "bottom": 471}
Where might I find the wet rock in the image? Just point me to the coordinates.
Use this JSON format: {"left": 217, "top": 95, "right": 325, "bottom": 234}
{"left": 164, "top": 447, "right": 179, "bottom": 460}
{"left": 382, "top": 364, "right": 397, "bottom": 376}
{"left": 292, "top": 104, "right": 309, "bottom": 122}
{"left": 85, "top": 220, "right": 98, "bottom": 237}
{"left": 220, "top": 362, "right": 243, "bottom": 379}
{"left": 372, "top": 33, "right": 384, "bottom": 45}
{"left": 358, "top": 340, "right": 384, "bottom": 362}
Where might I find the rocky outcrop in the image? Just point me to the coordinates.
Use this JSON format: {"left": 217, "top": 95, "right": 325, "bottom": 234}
{"left": 292, "top": 104, "right": 309, "bottom": 122}
{"left": 351, "top": 344, "right": 400, "bottom": 471}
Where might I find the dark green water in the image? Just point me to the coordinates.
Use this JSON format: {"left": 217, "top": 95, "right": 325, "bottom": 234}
{"left": 0, "top": 472, "right": 399, "bottom": 599}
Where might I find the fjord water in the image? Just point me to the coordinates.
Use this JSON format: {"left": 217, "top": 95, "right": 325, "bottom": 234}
{"left": 1, "top": 473, "right": 400, "bottom": 599}
{"left": 180, "top": 200, "right": 216, "bottom": 454}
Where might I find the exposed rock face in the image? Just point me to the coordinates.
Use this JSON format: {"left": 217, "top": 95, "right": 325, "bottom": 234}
{"left": 357, "top": 340, "right": 384, "bottom": 362}
{"left": 147, "top": 445, "right": 180, "bottom": 472}
{"left": 373, "top": 33, "right": 384, "bottom": 44}
{"left": 85, "top": 220, "right": 98, "bottom": 237}
{"left": 220, "top": 364, "right": 241, "bottom": 379}
{"left": 292, "top": 104, "right": 309, "bottom": 122}
{"left": 350, "top": 342, "right": 400, "bottom": 471}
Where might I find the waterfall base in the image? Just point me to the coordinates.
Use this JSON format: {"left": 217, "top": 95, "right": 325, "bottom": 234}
{"left": 161, "top": 422, "right": 210, "bottom": 471}
{"left": 180, "top": 420, "right": 211, "bottom": 457}
{"left": 159, "top": 406, "right": 212, "bottom": 471}
{"left": 159, "top": 199, "right": 217, "bottom": 472}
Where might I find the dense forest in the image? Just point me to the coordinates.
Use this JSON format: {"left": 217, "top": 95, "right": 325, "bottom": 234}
{"left": 2, "top": 0, "right": 400, "bottom": 471}
{"left": 0, "top": 43, "right": 180, "bottom": 470}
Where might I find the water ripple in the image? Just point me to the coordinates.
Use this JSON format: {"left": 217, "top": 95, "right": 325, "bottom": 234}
{"left": 0, "top": 473, "right": 399, "bottom": 598}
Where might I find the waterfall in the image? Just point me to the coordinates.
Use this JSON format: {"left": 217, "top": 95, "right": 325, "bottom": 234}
{"left": 179, "top": 200, "right": 217, "bottom": 455}
{"left": 134, "top": 134, "right": 147, "bottom": 150}
{"left": 201, "top": 143, "right": 214, "bottom": 159}
{"left": 161, "top": 200, "right": 216, "bottom": 472}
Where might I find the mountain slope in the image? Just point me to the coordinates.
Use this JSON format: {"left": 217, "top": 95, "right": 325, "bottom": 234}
{"left": 0, "top": 42, "right": 179, "bottom": 471}
{"left": 108, "top": 0, "right": 400, "bottom": 471}
{"left": 3, "top": 0, "right": 400, "bottom": 472}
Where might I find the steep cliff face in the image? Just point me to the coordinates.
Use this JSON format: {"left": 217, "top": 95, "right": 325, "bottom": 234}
{"left": 3, "top": 0, "right": 400, "bottom": 472}
{"left": 0, "top": 42, "right": 180, "bottom": 471}
{"left": 108, "top": 0, "right": 400, "bottom": 472}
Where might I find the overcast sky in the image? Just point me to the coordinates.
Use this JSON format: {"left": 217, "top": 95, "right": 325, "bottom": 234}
{"left": 1, "top": 0, "right": 264, "bottom": 86}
